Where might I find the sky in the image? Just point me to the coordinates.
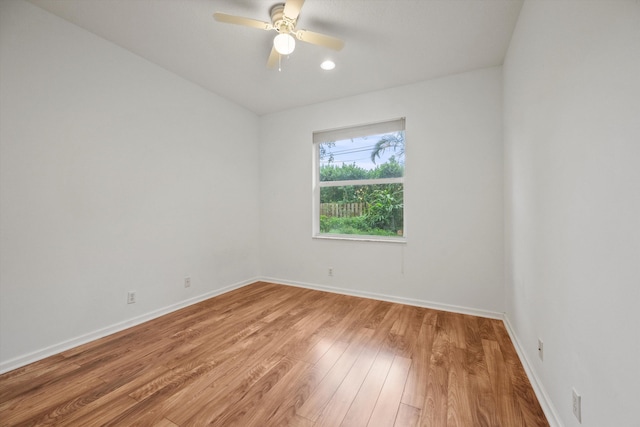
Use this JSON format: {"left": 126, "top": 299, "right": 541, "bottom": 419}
{"left": 319, "top": 132, "right": 404, "bottom": 171}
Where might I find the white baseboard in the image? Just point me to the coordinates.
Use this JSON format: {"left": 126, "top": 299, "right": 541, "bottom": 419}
{"left": 259, "top": 276, "right": 504, "bottom": 320}
{"left": 503, "top": 314, "right": 564, "bottom": 427}
{"left": 0, "top": 277, "right": 257, "bottom": 375}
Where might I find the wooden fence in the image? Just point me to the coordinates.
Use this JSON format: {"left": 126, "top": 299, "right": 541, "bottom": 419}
{"left": 320, "top": 202, "right": 365, "bottom": 218}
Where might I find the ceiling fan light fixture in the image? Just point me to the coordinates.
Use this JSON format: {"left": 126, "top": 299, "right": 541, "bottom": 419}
{"left": 274, "top": 33, "right": 295, "bottom": 55}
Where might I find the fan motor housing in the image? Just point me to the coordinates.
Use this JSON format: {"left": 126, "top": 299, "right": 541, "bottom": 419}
{"left": 270, "top": 4, "right": 295, "bottom": 33}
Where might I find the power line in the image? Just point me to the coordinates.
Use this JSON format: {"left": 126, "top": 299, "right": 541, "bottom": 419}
{"left": 321, "top": 145, "right": 380, "bottom": 156}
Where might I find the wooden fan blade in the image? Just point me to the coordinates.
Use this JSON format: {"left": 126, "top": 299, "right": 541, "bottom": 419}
{"left": 267, "top": 46, "right": 280, "bottom": 69}
{"left": 213, "top": 12, "right": 273, "bottom": 31}
{"left": 296, "top": 29, "right": 344, "bottom": 51}
{"left": 283, "top": 0, "right": 304, "bottom": 20}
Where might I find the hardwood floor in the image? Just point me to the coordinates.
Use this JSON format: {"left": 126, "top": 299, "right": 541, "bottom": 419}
{"left": 0, "top": 282, "right": 548, "bottom": 426}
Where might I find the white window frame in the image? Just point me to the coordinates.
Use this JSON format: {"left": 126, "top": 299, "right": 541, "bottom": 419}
{"left": 312, "top": 118, "right": 406, "bottom": 243}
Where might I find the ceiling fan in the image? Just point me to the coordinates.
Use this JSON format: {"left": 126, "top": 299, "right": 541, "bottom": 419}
{"left": 213, "top": 0, "right": 345, "bottom": 68}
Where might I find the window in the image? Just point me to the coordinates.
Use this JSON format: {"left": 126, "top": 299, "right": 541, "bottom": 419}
{"left": 313, "top": 118, "right": 405, "bottom": 241}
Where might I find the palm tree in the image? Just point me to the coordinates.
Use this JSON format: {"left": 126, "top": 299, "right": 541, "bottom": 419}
{"left": 370, "top": 132, "right": 405, "bottom": 164}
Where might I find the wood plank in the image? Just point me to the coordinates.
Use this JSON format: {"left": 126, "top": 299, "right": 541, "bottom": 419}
{"left": 420, "top": 313, "right": 451, "bottom": 427}
{"left": 447, "top": 312, "right": 468, "bottom": 350}
{"left": 394, "top": 403, "right": 421, "bottom": 427}
{"left": 300, "top": 337, "right": 335, "bottom": 364}
{"left": 161, "top": 310, "right": 326, "bottom": 423}
{"left": 0, "top": 361, "right": 82, "bottom": 403}
{"left": 314, "top": 347, "right": 378, "bottom": 427}
{"left": 234, "top": 358, "right": 316, "bottom": 426}
{"left": 0, "top": 373, "right": 105, "bottom": 425}
{"left": 401, "top": 311, "right": 437, "bottom": 408}
{"left": 205, "top": 357, "right": 303, "bottom": 426}
{"left": 362, "top": 300, "right": 393, "bottom": 330}
{"left": 334, "top": 297, "right": 383, "bottom": 343}
{"left": 491, "top": 320, "right": 549, "bottom": 426}
{"left": 16, "top": 362, "right": 167, "bottom": 426}
{"left": 290, "top": 415, "right": 316, "bottom": 427}
{"left": 477, "top": 317, "right": 499, "bottom": 341}
{"left": 56, "top": 365, "right": 170, "bottom": 426}
{"left": 257, "top": 353, "right": 340, "bottom": 426}
{"left": 59, "top": 395, "right": 139, "bottom": 427}
{"left": 446, "top": 347, "right": 473, "bottom": 426}
{"left": 0, "top": 355, "right": 68, "bottom": 382}
{"left": 482, "top": 338, "right": 526, "bottom": 426}
{"left": 164, "top": 352, "right": 285, "bottom": 425}
{"left": 340, "top": 351, "right": 394, "bottom": 427}
{"left": 463, "top": 316, "right": 499, "bottom": 427}
{"left": 368, "top": 355, "right": 412, "bottom": 426}
{"left": 154, "top": 418, "right": 179, "bottom": 427}
{"left": 386, "top": 305, "right": 425, "bottom": 358}
{"left": 297, "top": 328, "right": 375, "bottom": 421}
{"left": 99, "top": 361, "right": 220, "bottom": 426}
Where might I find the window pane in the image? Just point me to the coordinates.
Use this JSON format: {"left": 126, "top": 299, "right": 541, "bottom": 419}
{"left": 319, "top": 184, "right": 404, "bottom": 237}
{"left": 319, "top": 131, "right": 404, "bottom": 182}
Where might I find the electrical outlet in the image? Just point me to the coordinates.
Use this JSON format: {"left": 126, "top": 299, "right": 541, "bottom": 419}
{"left": 184, "top": 277, "right": 191, "bottom": 288}
{"left": 572, "top": 388, "right": 582, "bottom": 423}
{"left": 328, "top": 267, "right": 333, "bottom": 277}
{"left": 127, "top": 291, "right": 136, "bottom": 304}
{"left": 538, "top": 338, "right": 544, "bottom": 361}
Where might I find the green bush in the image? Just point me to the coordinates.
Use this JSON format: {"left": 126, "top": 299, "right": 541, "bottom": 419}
{"left": 364, "top": 188, "right": 403, "bottom": 231}
{"left": 320, "top": 215, "right": 398, "bottom": 236}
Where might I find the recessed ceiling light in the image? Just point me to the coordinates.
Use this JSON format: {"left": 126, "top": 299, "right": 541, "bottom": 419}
{"left": 320, "top": 60, "right": 336, "bottom": 71}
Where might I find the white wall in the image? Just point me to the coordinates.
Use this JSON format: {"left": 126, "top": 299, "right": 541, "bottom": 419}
{"left": 504, "top": 1, "right": 640, "bottom": 426}
{"left": 259, "top": 67, "right": 504, "bottom": 316}
{"left": 0, "top": 0, "right": 260, "bottom": 369}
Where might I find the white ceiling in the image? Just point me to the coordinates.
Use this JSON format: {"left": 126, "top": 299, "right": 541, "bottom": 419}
{"left": 28, "top": 0, "right": 523, "bottom": 115}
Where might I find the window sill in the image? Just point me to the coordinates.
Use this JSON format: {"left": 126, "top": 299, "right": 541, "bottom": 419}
{"left": 313, "top": 234, "right": 407, "bottom": 244}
